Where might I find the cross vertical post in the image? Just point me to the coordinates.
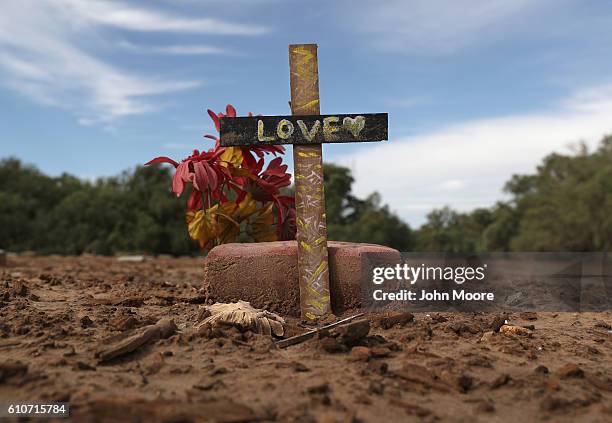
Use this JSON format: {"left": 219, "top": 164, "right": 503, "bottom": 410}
{"left": 288, "top": 44, "right": 332, "bottom": 321}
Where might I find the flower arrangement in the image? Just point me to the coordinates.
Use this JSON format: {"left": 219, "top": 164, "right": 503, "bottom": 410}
{"left": 147, "top": 105, "right": 296, "bottom": 251}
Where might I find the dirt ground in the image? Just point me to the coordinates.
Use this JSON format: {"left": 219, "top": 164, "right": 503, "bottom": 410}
{"left": 1, "top": 255, "right": 610, "bottom": 423}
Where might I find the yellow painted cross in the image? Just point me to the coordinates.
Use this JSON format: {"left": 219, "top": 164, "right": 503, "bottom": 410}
{"left": 220, "top": 44, "right": 388, "bottom": 321}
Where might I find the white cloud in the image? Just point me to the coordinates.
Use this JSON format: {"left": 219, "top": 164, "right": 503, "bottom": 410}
{"left": 54, "top": 0, "right": 268, "bottom": 35}
{"left": 348, "top": 0, "right": 557, "bottom": 54}
{"left": 118, "top": 41, "right": 227, "bottom": 55}
{"left": 0, "top": 1, "right": 266, "bottom": 124}
{"left": 330, "top": 83, "right": 612, "bottom": 226}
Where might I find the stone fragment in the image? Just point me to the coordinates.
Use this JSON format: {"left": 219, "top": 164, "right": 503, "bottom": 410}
{"left": 349, "top": 346, "right": 371, "bottom": 362}
{"left": 556, "top": 363, "right": 584, "bottom": 379}
{"left": 319, "top": 337, "right": 346, "bottom": 353}
{"left": 378, "top": 312, "right": 414, "bottom": 329}
{"left": 327, "top": 319, "right": 370, "bottom": 347}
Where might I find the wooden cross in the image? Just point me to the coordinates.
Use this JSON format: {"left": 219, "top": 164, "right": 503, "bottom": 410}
{"left": 220, "top": 44, "right": 388, "bottom": 321}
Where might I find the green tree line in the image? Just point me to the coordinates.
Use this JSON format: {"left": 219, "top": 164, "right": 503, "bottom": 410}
{"left": 0, "top": 135, "right": 610, "bottom": 254}
{"left": 417, "top": 135, "right": 612, "bottom": 252}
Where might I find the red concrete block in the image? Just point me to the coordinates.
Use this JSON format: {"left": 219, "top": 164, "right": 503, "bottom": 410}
{"left": 203, "top": 241, "right": 400, "bottom": 317}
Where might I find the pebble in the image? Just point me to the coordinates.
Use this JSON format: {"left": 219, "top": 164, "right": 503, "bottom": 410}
{"left": 307, "top": 382, "right": 330, "bottom": 395}
{"left": 556, "top": 363, "right": 584, "bottom": 379}
{"left": 319, "top": 337, "right": 346, "bottom": 353}
{"left": 519, "top": 312, "right": 538, "bottom": 320}
{"left": 379, "top": 312, "right": 414, "bottom": 329}
{"left": 349, "top": 346, "right": 371, "bottom": 362}
{"left": 490, "top": 374, "right": 511, "bottom": 389}
{"left": 80, "top": 316, "right": 94, "bottom": 328}
{"left": 370, "top": 346, "right": 391, "bottom": 358}
{"left": 490, "top": 315, "right": 507, "bottom": 332}
{"left": 457, "top": 375, "right": 474, "bottom": 393}
{"left": 329, "top": 319, "right": 370, "bottom": 346}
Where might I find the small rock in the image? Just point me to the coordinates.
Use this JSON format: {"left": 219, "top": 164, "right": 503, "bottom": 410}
{"left": 290, "top": 362, "right": 310, "bottom": 372}
{"left": 370, "top": 346, "right": 391, "bottom": 358}
{"left": 80, "top": 316, "right": 94, "bottom": 328}
{"left": 210, "top": 366, "right": 228, "bottom": 376}
{"left": 430, "top": 314, "right": 448, "bottom": 323}
{"left": 307, "top": 382, "right": 330, "bottom": 395}
{"left": 535, "top": 365, "right": 549, "bottom": 374}
{"left": 448, "top": 322, "right": 480, "bottom": 336}
{"left": 457, "top": 375, "right": 473, "bottom": 393}
{"left": 519, "top": 312, "right": 538, "bottom": 320}
{"left": 490, "top": 374, "right": 511, "bottom": 389}
{"left": 490, "top": 315, "right": 507, "bottom": 332}
{"left": 193, "top": 379, "right": 225, "bottom": 391}
{"left": 328, "top": 319, "right": 370, "bottom": 347}
{"left": 319, "top": 337, "right": 346, "bottom": 353}
{"left": 63, "top": 346, "right": 76, "bottom": 357}
{"left": 75, "top": 361, "right": 96, "bottom": 371}
{"left": 379, "top": 312, "right": 414, "bottom": 329}
{"left": 556, "top": 363, "right": 584, "bottom": 379}
{"left": 275, "top": 361, "right": 310, "bottom": 372}
{"left": 349, "top": 346, "right": 371, "bottom": 362}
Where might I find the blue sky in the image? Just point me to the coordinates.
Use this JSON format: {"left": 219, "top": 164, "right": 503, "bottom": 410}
{"left": 1, "top": 0, "right": 612, "bottom": 226}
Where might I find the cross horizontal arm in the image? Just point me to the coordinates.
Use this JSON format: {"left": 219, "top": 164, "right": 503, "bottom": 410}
{"left": 220, "top": 113, "right": 388, "bottom": 146}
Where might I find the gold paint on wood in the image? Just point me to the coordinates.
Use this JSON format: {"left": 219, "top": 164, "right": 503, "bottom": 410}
{"left": 289, "top": 43, "right": 332, "bottom": 320}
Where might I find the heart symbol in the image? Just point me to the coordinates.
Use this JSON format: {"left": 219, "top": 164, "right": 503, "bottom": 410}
{"left": 343, "top": 116, "right": 365, "bottom": 138}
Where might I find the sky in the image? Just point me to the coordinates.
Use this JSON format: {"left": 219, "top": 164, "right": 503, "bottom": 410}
{"left": 1, "top": 0, "right": 612, "bottom": 226}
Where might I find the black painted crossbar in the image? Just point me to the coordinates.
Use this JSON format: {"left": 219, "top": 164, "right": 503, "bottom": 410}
{"left": 220, "top": 113, "right": 388, "bottom": 146}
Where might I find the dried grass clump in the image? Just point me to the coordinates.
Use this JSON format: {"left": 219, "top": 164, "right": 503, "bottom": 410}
{"left": 197, "top": 301, "right": 285, "bottom": 337}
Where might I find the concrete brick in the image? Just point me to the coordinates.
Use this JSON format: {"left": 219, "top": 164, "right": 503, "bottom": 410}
{"left": 203, "top": 241, "right": 400, "bottom": 317}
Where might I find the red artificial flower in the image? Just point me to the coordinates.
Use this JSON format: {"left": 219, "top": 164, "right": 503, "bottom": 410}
{"left": 147, "top": 103, "right": 297, "bottom": 244}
